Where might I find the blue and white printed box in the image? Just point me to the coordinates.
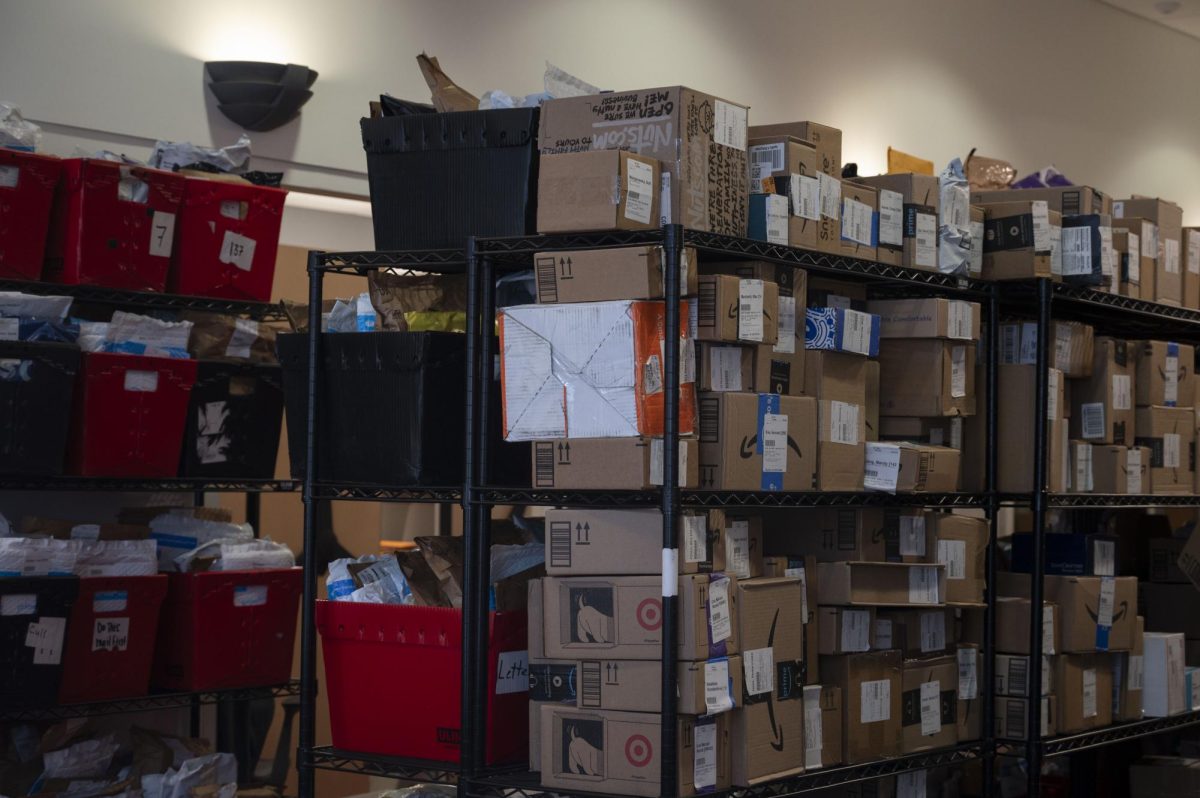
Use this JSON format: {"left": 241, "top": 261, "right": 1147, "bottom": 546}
{"left": 804, "top": 307, "right": 880, "bottom": 357}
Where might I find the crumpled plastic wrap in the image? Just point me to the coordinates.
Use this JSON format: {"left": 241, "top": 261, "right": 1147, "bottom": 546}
{"left": 172, "top": 537, "right": 292, "bottom": 573}
{"left": 368, "top": 271, "right": 467, "bottom": 332}
{"left": 491, "top": 542, "right": 543, "bottom": 582}
{"left": 963, "top": 148, "right": 1016, "bottom": 191}
{"left": 42, "top": 735, "right": 121, "bottom": 779}
{"left": 1012, "top": 165, "right": 1073, "bottom": 189}
{"left": 938, "top": 158, "right": 972, "bottom": 276}
{"left": 326, "top": 293, "right": 375, "bottom": 332}
{"left": 0, "top": 292, "right": 72, "bottom": 322}
{"left": 75, "top": 539, "right": 158, "bottom": 577}
{"left": 327, "top": 554, "right": 382, "bottom": 600}
{"left": 0, "top": 537, "right": 78, "bottom": 576}
{"left": 349, "top": 555, "right": 413, "bottom": 604}
{"left": 149, "top": 135, "right": 251, "bottom": 174}
{"left": 0, "top": 102, "right": 41, "bottom": 150}
{"left": 102, "top": 312, "right": 193, "bottom": 359}
{"left": 148, "top": 510, "right": 253, "bottom": 571}
{"left": 140, "top": 752, "right": 236, "bottom": 798}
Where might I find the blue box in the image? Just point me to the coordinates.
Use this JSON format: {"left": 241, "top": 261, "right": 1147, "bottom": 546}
{"left": 748, "top": 192, "right": 789, "bottom": 245}
{"left": 1010, "top": 533, "right": 1118, "bottom": 576}
{"left": 804, "top": 307, "right": 881, "bottom": 356}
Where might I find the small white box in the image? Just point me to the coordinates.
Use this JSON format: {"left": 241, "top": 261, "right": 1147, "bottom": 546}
{"left": 1144, "top": 632, "right": 1187, "bottom": 717}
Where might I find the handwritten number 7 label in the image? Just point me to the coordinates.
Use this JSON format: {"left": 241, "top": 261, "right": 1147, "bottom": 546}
{"left": 148, "top": 211, "right": 176, "bottom": 257}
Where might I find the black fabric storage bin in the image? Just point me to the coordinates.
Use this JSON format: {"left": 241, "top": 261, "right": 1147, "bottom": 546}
{"left": 0, "top": 341, "right": 81, "bottom": 475}
{"left": 360, "top": 107, "right": 539, "bottom": 250}
{"left": 179, "top": 360, "right": 284, "bottom": 478}
{"left": 0, "top": 576, "right": 79, "bottom": 708}
{"left": 278, "top": 332, "right": 528, "bottom": 486}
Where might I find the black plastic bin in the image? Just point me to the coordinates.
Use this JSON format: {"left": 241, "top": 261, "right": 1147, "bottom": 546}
{"left": 360, "top": 107, "right": 539, "bottom": 251}
{"left": 0, "top": 576, "right": 79, "bottom": 709}
{"left": 179, "top": 360, "right": 285, "bottom": 478}
{"left": 0, "top": 341, "right": 81, "bottom": 475}
{"left": 278, "top": 332, "right": 528, "bottom": 486}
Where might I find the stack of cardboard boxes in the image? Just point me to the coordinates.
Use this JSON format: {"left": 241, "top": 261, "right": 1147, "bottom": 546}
{"left": 1141, "top": 528, "right": 1200, "bottom": 712}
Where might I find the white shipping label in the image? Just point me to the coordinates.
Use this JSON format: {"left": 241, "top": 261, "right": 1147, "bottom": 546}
{"left": 917, "top": 213, "right": 938, "bottom": 269}
{"left": 643, "top": 354, "right": 664, "bottom": 396}
{"left": 219, "top": 230, "right": 257, "bottom": 272}
{"left": 709, "top": 346, "right": 744, "bottom": 392}
{"left": 0, "top": 165, "right": 19, "bottom": 188}
{"left": 958, "top": 647, "right": 979, "bottom": 699}
{"left": 948, "top": 301, "right": 973, "bottom": 340}
{"left": 804, "top": 689, "right": 824, "bottom": 769}
{"left": 1097, "top": 577, "right": 1116, "bottom": 629}
{"left": 899, "top": 515, "right": 927, "bottom": 557}
{"left": 878, "top": 189, "right": 904, "bottom": 246}
{"left": 875, "top": 619, "right": 894, "bottom": 649}
{"left": 842, "top": 309, "right": 875, "bottom": 355}
{"left": 1166, "top": 239, "right": 1181, "bottom": 274}
{"left": 659, "top": 171, "right": 672, "bottom": 227}
{"left": 765, "top": 193, "right": 788, "bottom": 245}
{"left": 713, "top": 101, "right": 748, "bottom": 151}
{"left": 0, "top": 317, "right": 18, "bottom": 341}
{"left": 774, "top": 296, "right": 797, "bottom": 355}
{"left": 1126, "top": 448, "right": 1144, "bottom": 494}
{"left": 649, "top": 440, "right": 690, "bottom": 488}
{"left": 1081, "top": 402, "right": 1105, "bottom": 440}
{"left": 148, "top": 211, "right": 176, "bottom": 258}
{"left": 951, "top": 417, "right": 963, "bottom": 450}
{"left": 819, "top": 173, "right": 841, "bottom": 220}
{"left": 1076, "top": 444, "right": 1094, "bottom": 492}
{"left": 1144, "top": 223, "right": 1158, "bottom": 259}
{"left": 1054, "top": 326, "right": 1072, "bottom": 370}
{"left": 1101, "top": 226, "right": 1114, "bottom": 277}
{"left": 27, "top": 616, "right": 66, "bottom": 665}
{"left": 1166, "top": 354, "right": 1179, "bottom": 405}
{"left": 843, "top": 198, "right": 874, "bottom": 246}
{"left": 762, "top": 412, "right": 789, "bottom": 473}
{"left": 694, "top": 722, "right": 717, "bottom": 791}
{"left": 225, "top": 318, "right": 259, "bottom": 359}
{"left": 827, "top": 294, "right": 851, "bottom": 310}
{"left": 1082, "top": 668, "right": 1098, "bottom": 718}
{"left": 1188, "top": 235, "right": 1200, "bottom": 274}
{"left": 1093, "top": 540, "right": 1116, "bottom": 577}
{"left": 233, "top": 585, "right": 268, "bottom": 607}
{"left": 860, "top": 679, "right": 892, "bottom": 723}
{"left": 709, "top": 578, "right": 732, "bottom": 643}
{"left": 792, "top": 174, "right": 821, "bottom": 221}
{"left": 1032, "top": 201, "right": 1051, "bottom": 253}
{"left": 1113, "top": 201, "right": 1125, "bottom": 218}
{"left": 794, "top": 566, "right": 809, "bottom": 620}
{"left": 920, "top": 680, "right": 942, "bottom": 736}
{"left": 951, "top": 345, "right": 967, "bottom": 398}
{"left": 495, "top": 650, "right": 530, "bottom": 695}
{"left": 1043, "top": 606, "right": 1056, "bottom": 655}
{"left": 968, "top": 219, "right": 983, "bottom": 275}
{"left": 920, "top": 611, "right": 946, "bottom": 652}
{"left": 727, "top": 520, "right": 751, "bottom": 579}
{"left": 738, "top": 279, "right": 765, "bottom": 342}
{"left": 123, "top": 370, "right": 158, "bottom": 393}
{"left": 1050, "top": 225, "right": 1063, "bottom": 276}
{"left": 1129, "top": 655, "right": 1145, "bottom": 691}
{"left": 830, "top": 401, "right": 860, "bottom": 445}
{"left": 624, "top": 159, "right": 655, "bottom": 224}
{"left": 841, "top": 609, "right": 871, "bottom": 652}
{"left": 680, "top": 338, "right": 696, "bottom": 385}
{"left": 744, "top": 646, "right": 775, "bottom": 696}
{"left": 909, "top": 566, "right": 939, "bottom": 604}
{"left": 684, "top": 515, "right": 708, "bottom": 563}
{"left": 1047, "top": 369, "right": 1060, "bottom": 420}
{"left": 864, "top": 443, "right": 902, "bottom": 492}
{"left": 92, "top": 617, "right": 130, "bottom": 652}
{"left": 1112, "top": 375, "right": 1132, "bottom": 410}
{"left": 1062, "top": 226, "right": 1093, "bottom": 276}
{"left": 1, "top": 594, "right": 36, "bottom": 616}
{"left": 898, "top": 770, "right": 927, "bottom": 798}
{"left": 938, "top": 539, "right": 967, "bottom": 580}
{"left": 704, "top": 659, "right": 735, "bottom": 714}
{"left": 1129, "top": 233, "right": 1142, "bottom": 282}
{"left": 1164, "top": 433, "right": 1181, "bottom": 468}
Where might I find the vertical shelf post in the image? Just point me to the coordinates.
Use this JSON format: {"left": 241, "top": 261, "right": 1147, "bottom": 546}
{"left": 660, "top": 224, "right": 683, "bottom": 798}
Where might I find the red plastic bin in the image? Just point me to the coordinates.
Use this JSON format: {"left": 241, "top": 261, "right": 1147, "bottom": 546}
{"left": 46, "top": 158, "right": 185, "bottom": 291}
{"left": 0, "top": 149, "right": 62, "bottom": 280}
{"left": 68, "top": 352, "right": 197, "bottom": 477}
{"left": 59, "top": 575, "right": 168, "bottom": 703}
{"left": 316, "top": 601, "right": 528, "bottom": 764}
{"left": 153, "top": 568, "right": 302, "bottom": 691}
{"left": 171, "top": 177, "right": 287, "bottom": 301}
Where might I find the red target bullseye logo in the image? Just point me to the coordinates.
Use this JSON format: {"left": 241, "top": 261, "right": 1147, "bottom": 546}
{"left": 635, "top": 598, "right": 662, "bottom": 630}
{"left": 625, "top": 734, "right": 653, "bottom": 767}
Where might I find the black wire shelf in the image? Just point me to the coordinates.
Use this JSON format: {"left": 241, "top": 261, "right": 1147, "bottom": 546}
{"left": 997, "top": 710, "right": 1200, "bottom": 757}
{"left": 475, "top": 487, "right": 990, "bottom": 508}
{"left": 998, "top": 280, "right": 1200, "bottom": 340}
{"left": 308, "top": 747, "right": 460, "bottom": 782}
{"left": 313, "top": 249, "right": 467, "bottom": 275}
{"left": 0, "top": 476, "right": 297, "bottom": 493}
{"left": 0, "top": 278, "right": 289, "bottom": 320}
{"left": 0, "top": 680, "right": 301, "bottom": 722}
{"left": 308, "top": 482, "right": 462, "bottom": 503}
{"left": 998, "top": 492, "right": 1200, "bottom": 508}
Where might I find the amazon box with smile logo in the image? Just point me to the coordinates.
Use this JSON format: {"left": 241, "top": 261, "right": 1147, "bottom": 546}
{"left": 999, "top": 572, "right": 1138, "bottom": 652}
{"left": 697, "top": 392, "right": 817, "bottom": 491}
{"left": 541, "top": 575, "right": 740, "bottom": 661}
{"left": 731, "top": 576, "right": 806, "bottom": 786}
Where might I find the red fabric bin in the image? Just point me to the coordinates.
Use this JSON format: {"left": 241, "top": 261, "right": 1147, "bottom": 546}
{"left": 153, "top": 568, "right": 302, "bottom": 691}
{"left": 171, "top": 178, "right": 286, "bottom": 302}
{"left": 59, "top": 575, "right": 168, "bottom": 703}
{"left": 68, "top": 352, "right": 197, "bottom": 477}
{"left": 0, "top": 149, "right": 62, "bottom": 280}
{"left": 316, "top": 601, "right": 528, "bottom": 764}
{"left": 46, "top": 158, "right": 185, "bottom": 291}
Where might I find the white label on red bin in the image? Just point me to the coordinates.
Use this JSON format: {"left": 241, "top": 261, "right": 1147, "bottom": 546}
{"left": 0, "top": 165, "right": 19, "bottom": 189}
{"left": 495, "top": 650, "right": 529, "bottom": 695}
{"left": 92, "top": 617, "right": 130, "bottom": 652}
{"left": 233, "top": 585, "right": 268, "bottom": 607}
{"left": 26, "top": 616, "right": 66, "bottom": 664}
{"left": 124, "top": 370, "right": 158, "bottom": 393}
{"left": 220, "top": 230, "right": 257, "bottom": 272}
{"left": 148, "top": 211, "right": 176, "bottom": 258}
{"left": 93, "top": 590, "right": 128, "bottom": 613}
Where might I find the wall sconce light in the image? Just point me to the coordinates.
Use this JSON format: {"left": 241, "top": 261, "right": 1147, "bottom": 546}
{"left": 204, "top": 61, "right": 318, "bottom": 132}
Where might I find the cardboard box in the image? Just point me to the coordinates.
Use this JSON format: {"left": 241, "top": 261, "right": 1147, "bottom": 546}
{"left": 998, "top": 320, "right": 1095, "bottom": 378}
{"left": 877, "top": 340, "right": 976, "bottom": 417}
{"left": 1184, "top": 228, "right": 1200, "bottom": 309}
{"left": 536, "top": 150, "right": 660, "bottom": 234}
{"left": 1148, "top": 538, "right": 1191, "bottom": 583}
{"left": 931, "top": 514, "right": 988, "bottom": 605}
{"left": 969, "top": 205, "right": 986, "bottom": 278}
{"left": 540, "top": 574, "right": 739, "bottom": 661}
{"left": 957, "top": 644, "right": 982, "bottom": 742}
{"left": 900, "top": 656, "right": 958, "bottom": 753}
{"left": 1070, "top": 440, "right": 1093, "bottom": 492}
{"left": 696, "top": 275, "right": 780, "bottom": 345}
{"left": 978, "top": 201, "right": 1054, "bottom": 280}
{"left": 1132, "top": 341, "right": 1195, "bottom": 408}
{"left": 841, "top": 181, "right": 878, "bottom": 262}
{"left": 808, "top": 277, "right": 867, "bottom": 312}
{"left": 539, "top": 87, "right": 749, "bottom": 235}
{"left": 531, "top": 437, "right": 700, "bottom": 490}
{"left": 500, "top": 300, "right": 695, "bottom": 440}
{"left": 763, "top": 508, "right": 932, "bottom": 564}
{"left": 994, "top": 695, "right": 1057, "bottom": 739}
{"left": 706, "top": 510, "right": 765, "bottom": 580}
{"left": 994, "top": 597, "right": 1060, "bottom": 655}
{"left": 873, "top": 608, "right": 956, "bottom": 657}
{"left": 539, "top": 705, "right": 731, "bottom": 797}
{"left": 804, "top": 351, "right": 868, "bottom": 405}
{"left": 995, "top": 653, "right": 1053, "bottom": 697}
{"left": 998, "top": 572, "right": 1139, "bottom": 652}
{"left": 1130, "top": 757, "right": 1200, "bottom": 798}
{"left": 863, "top": 442, "right": 961, "bottom": 493}
{"left": 546, "top": 508, "right": 670, "bottom": 575}
{"left": 1135, "top": 407, "right": 1195, "bottom": 494}
{"left": 867, "top": 298, "right": 980, "bottom": 341}
{"left": 747, "top": 136, "right": 821, "bottom": 251}
{"left": 819, "top": 606, "right": 876, "bottom": 654}
{"left": 748, "top": 192, "right": 789, "bottom": 246}
{"left": 749, "top": 121, "right": 843, "bottom": 178}
{"left": 878, "top": 417, "right": 963, "bottom": 449}
{"left": 1142, "top": 582, "right": 1200, "bottom": 638}
{"left": 761, "top": 554, "right": 820, "bottom": 683}
{"left": 697, "top": 392, "right": 817, "bottom": 491}
{"left": 995, "top": 366, "right": 1068, "bottom": 492}
{"left": 817, "top": 399, "right": 866, "bottom": 491}
{"left": 972, "top": 186, "right": 1113, "bottom": 216}
{"left": 698, "top": 343, "right": 755, "bottom": 392}
{"left": 1010, "top": 532, "right": 1119, "bottom": 577}
{"left": 751, "top": 344, "right": 804, "bottom": 397}
{"left": 1060, "top": 213, "right": 1113, "bottom": 286}
{"left": 1181, "top": 525, "right": 1200, "bottom": 589}
{"left": 817, "top": 562, "right": 945, "bottom": 607}
{"left": 857, "top": 174, "right": 939, "bottom": 272}
{"left": 534, "top": 246, "right": 700, "bottom": 304}
{"left": 1056, "top": 653, "right": 1113, "bottom": 732}
{"left": 865, "top": 360, "right": 880, "bottom": 442}
{"left": 819, "top": 650, "right": 903, "bottom": 764}
{"left": 1113, "top": 616, "right": 1145, "bottom": 722}
{"left": 1113, "top": 218, "right": 1160, "bottom": 302}
{"left": 731, "top": 577, "right": 806, "bottom": 786}
{"left": 804, "top": 307, "right": 881, "bottom": 356}
{"left": 1069, "top": 336, "right": 1133, "bottom": 446}
{"left": 1091, "top": 445, "right": 1150, "bottom": 494}
{"left": 1144, "top": 632, "right": 1187, "bottom": 717}
{"left": 1115, "top": 198, "right": 1184, "bottom": 303}
{"left": 803, "top": 684, "right": 842, "bottom": 769}
{"left": 572, "top": 656, "right": 743, "bottom": 715}
{"left": 1113, "top": 228, "right": 1143, "bottom": 298}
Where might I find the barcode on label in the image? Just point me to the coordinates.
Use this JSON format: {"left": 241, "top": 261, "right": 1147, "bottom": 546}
{"left": 534, "top": 442, "right": 555, "bottom": 487}
{"left": 697, "top": 280, "right": 717, "bottom": 331}
{"left": 549, "top": 521, "right": 572, "bottom": 568}
{"left": 1008, "top": 657, "right": 1029, "bottom": 696}
{"left": 1005, "top": 699, "right": 1026, "bottom": 738}
{"left": 535, "top": 256, "right": 559, "bottom": 303}
{"left": 1081, "top": 403, "right": 1105, "bottom": 439}
{"left": 581, "top": 661, "right": 602, "bottom": 707}
{"left": 750, "top": 143, "right": 785, "bottom": 172}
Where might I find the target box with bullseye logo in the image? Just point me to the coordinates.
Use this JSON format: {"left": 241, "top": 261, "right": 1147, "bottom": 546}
{"left": 539, "top": 705, "right": 732, "bottom": 797}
